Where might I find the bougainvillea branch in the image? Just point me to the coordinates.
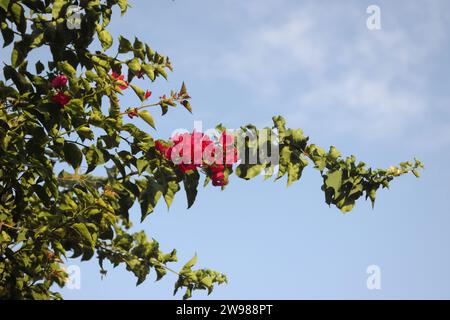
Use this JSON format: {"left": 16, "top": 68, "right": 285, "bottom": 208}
{"left": 0, "top": 0, "right": 422, "bottom": 299}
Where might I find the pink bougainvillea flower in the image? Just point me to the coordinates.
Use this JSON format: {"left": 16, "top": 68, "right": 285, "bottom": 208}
{"left": 52, "top": 92, "right": 71, "bottom": 106}
{"left": 156, "top": 130, "right": 237, "bottom": 187}
{"left": 51, "top": 75, "right": 68, "bottom": 88}
{"left": 202, "top": 135, "right": 214, "bottom": 149}
{"left": 220, "top": 131, "right": 234, "bottom": 146}
{"left": 112, "top": 71, "right": 128, "bottom": 90}
{"left": 202, "top": 142, "right": 218, "bottom": 165}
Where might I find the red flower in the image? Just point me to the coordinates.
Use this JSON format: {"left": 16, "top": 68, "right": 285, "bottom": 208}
{"left": 202, "top": 136, "right": 214, "bottom": 149}
{"left": 52, "top": 92, "right": 70, "bottom": 106}
{"left": 144, "top": 90, "right": 152, "bottom": 100}
{"left": 112, "top": 71, "right": 128, "bottom": 90}
{"left": 212, "top": 171, "right": 225, "bottom": 181}
{"left": 51, "top": 75, "right": 68, "bottom": 88}
{"left": 210, "top": 163, "right": 225, "bottom": 173}
{"left": 155, "top": 140, "right": 167, "bottom": 154}
{"left": 127, "top": 107, "right": 139, "bottom": 119}
{"left": 212, "top": 179, "right": 228, "bottom": 187}
{"left": 157, "top": 131, "right": 236, "bottom": 187}
{"left": 164, "top": 146, "right": 174, "bottom": 160}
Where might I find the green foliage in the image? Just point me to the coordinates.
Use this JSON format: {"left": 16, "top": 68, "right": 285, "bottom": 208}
{"left": 233, "top": 119, "right": 423, "bottom": 212}
{"left": 0, "top": 0, "right": 423, "bottom": 300}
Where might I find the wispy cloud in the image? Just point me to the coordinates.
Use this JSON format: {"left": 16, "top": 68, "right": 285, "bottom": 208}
{"left": 195, "top": 1, "right": 450, "bottom": 147}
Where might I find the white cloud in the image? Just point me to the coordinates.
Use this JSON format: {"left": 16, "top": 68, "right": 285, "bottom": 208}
{"left": 203, "top": 1, "right": 450, "bottom": 147}
{"left": 293, "top": 71, "right": 425, "bottom": 138}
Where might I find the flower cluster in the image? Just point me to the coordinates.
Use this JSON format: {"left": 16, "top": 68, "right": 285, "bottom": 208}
{"left": 112, "top": 71, "right": 129, "bottom": 90}
{"left": 155, "top": 131, "right": 238, "bottom": 186}
{"left": 50, "top": 74, "right": 70, "bottom": 107}
{"left": 51, "top": 75, "right": 68, "bottom": 88}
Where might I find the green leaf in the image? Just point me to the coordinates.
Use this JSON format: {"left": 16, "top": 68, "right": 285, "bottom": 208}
{"left": 141, "top": 64, "right": 155, "bottom": 81}
{"left": 272, "top": 115, "right": 286, "bottom": 139}
{"left": 179, "top": 81, "right": 188, "bottom": 96}
{"left": 11, "top": 46, "right": 20, "bottom": 67}
{"left": 276, "top": 146, "right": 291, "bottom": 180}
{"left": 98, "top": 29, "right": 113, "bottom": 51}
{"left": 30, "top": 32, "right": 45, "bottom": 49}
{"left": 235, "top": 164, "right": 264, "bottom": 180}
{"left": 328, "top": 146, "right": 341, "bottom": 160}
{"left": 368, "top": 188, "right": 377, "bottom": 207}
{"left": 139, "top": 177, "right": 163, "bottom": 221}
{"left": 183, "top": 287, "right": 192, "bottom": 300}
{"left": 145, "top": 44, "right": 155, "bottom": 59}
{"left": 136, "top": 158, "right": 147, "bottom": 174}
{"left": 10, "top": 3, "right": 26, "bottom": 33}
{"left": 3, "top": 64, "right": 31, "bottom": 93}
{"left": 59, "top": 61, "right": 76, "bottom": 78}
{"left": 83, "top": 145, "right": 107, "bottom": 173}
{"left": 63, "top": 142, "right": 83, "bottom": 169}
{"left": 163, "top": 181, "right": 179, "bottom": 209}
{"left": 181, "top": 100, "right": 192, "bottom": 113}
{"left": 118, "top": 0, "right": 128, "bottom": 15}
{"left": 183, "top": 171, "right": 200, "bottom": 209}
{"left": 339, "top": 202, "right": 355, "bottom": 213}
{"left": 131, "top": 84, "right": 145, "bottom": 101}
{"left": 127, "top": 58, "right": 140, "bottom": 72}
{"left": 77, "top": 126, "right": 93, "bottom": 139}
{"left": 307, "top": 144, "right": 327, "bottom": 171}
{"left": 288, "top": 128, "right": 306, "bottom": 145}
{"left": 154, "top": 265, "right": 167, "bottom": 282}
{"left": 35, "top": 61, "right": 45, "bottom": 74}
{"left": 71, "top": 223, "right": 93, "bottom": 246}
{"left": 133, "top": 38, "right": 145, "bottom": 60}
{"left": 118, "top": 36, "right": 132, "bottom": 53}
{"left": 0, "top": 0, "right": 10, "bottom": 11}
{"left": 182, "top": 254, "right": 198, "bottom": 270}
{"left": 287, "top": 163, "right": 300, "bottom": 186}
{"left": 325, "top": 170, "right": 342, "bottom": 196}
{"left": 200, "top": 277, "right": 213, "bottom": 289}
{"left": 1, "top": 27, "right": 14, "bottom": 48}
{"left": 264, "top": 165, "right": 275, "bottom": 180}
{"left": 155, "top": 65, "right": 168, "bottom": 80}
{"left": 52, "top": 0, "right": 66, "bottom": 19}
{"left": 32, "top": 185, "right": 51, "bottom": 206}
{"left": 65, "top": 99, "right": 84, "bottom": 114}
{"left": 287, "top": 155, "right": 308, "bottom": 186}
{"left": 138, "top": 110, "right": 156, "bottom": 129}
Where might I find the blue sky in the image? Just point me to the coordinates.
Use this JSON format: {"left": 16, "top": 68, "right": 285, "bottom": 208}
{"left": 47, "top": 0, "right": 450, "bottom": 299}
